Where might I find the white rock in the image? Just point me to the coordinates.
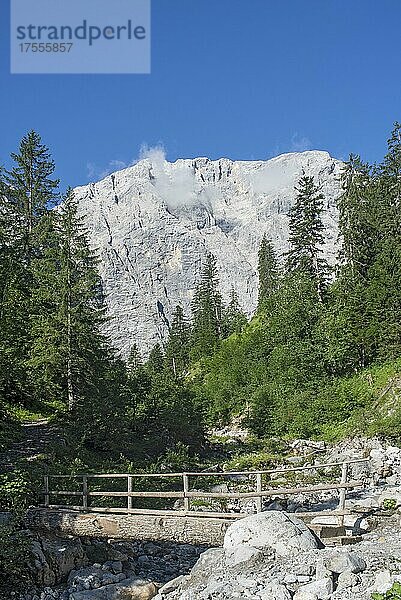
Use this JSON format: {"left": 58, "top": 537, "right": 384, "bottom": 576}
{"left": 294, "top": 578, "right": 333, "bottom": 600}
{"left": 327, "top": 552, "right": 366, "bottom": 574}
{"left": 311, "top": 515, "right": 369, "bottom": 530}
{"left": 225, "top": 545, "right": 262, "bottom": 567}
{"left": 74, "top": 152, "right": 343, "bottom": 356}
{"left": 283, "top": 574, "right": 298, "bottom": 584}
{"left": 258, "top": 582, "right": 292, "bottom": 600}
{"left": 337, "top": 570, "right": 359, "bottom": 589}
{"left": 372, "top": 570, "right": 394, "bottom": 594}
{"left": 69, "top": 577, "right": 158, "bottom": 599}
{"left": 223, "top": 511, "right": 321, "bottom": 566}
{"left": 158, "top": 575, "right": 185, "bottom": 596}
{"left": 293, "top": 591, "right": 318, "bottom": 600}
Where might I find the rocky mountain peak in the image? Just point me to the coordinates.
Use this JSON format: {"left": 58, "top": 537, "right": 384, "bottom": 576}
{"left": 74, "top": 151, "right": 343, "bottom": 357}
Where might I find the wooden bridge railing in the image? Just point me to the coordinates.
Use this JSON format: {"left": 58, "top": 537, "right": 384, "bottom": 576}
{"left": 41, "top": 458, "right": 369, "bottom": 524}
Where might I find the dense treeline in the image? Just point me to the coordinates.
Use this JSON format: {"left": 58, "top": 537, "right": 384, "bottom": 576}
{"left": 192, "top": 123, "right": 401, "bottom": 439}
{"left": 1, "top": 125, "right": 401, "bottom": 468}
{"left": 0, "top": 132, "right": 206, "bottom": 464}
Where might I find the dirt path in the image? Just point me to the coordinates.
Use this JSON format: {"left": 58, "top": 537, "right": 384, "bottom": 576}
{"left": 0, "top": 419, "right": 59, "bottom": 471}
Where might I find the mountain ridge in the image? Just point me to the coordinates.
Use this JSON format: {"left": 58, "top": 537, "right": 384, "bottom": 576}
{"left": 74, "top": 150, "right": 343, "bottom": 357}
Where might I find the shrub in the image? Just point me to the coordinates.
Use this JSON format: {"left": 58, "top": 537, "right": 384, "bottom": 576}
{"left": 0, "top": 472, "right": 32, "bottom": 592}
{"left": 382, "top": 498, "right": 397, "bottom": 511}
{"left": 372, "top": 582, "right": 401, "bottom": 599}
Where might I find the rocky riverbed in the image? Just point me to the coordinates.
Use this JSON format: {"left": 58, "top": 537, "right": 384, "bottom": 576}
{"left": 12, "top": 436, "right": 401, "bottom": 599}
{"left": 16, "top": 538, "right": 208, "bottom": 600}
{"left": 15, "top": 512, "right": 401, "bottom": 600}
{"left": 155, "top": 513, "right": 401, "bottom": 600}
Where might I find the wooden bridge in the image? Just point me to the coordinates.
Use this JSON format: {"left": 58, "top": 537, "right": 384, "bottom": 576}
{"left": 41, "top": 458, "right": 369, "bottom": 527}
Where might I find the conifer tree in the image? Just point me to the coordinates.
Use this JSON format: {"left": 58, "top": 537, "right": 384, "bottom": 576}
{"left": 286, "top": 174, "right": 329, "bottom": 300}
{"left": 364, "top": 122, "right": 401, "bottom": 361}
{"left": 164, "top": 305, "right": 191, "bottom": 376}
{"left": 29, "top": 188, "right": 108, "bottom": 409}
{"left": 221, "top": 288, "right": 247, "bottom": 337}
{"left": 56, "top": 189, "right": 107, "bottom": 410}
{"left": 0, "top": 173, "right": 24, "bottom": 403}
{"left": 0, "top": 132, "right": 59, "bottom": 406}
{"left": 337, "top": 154, "right": 375, "bottom": 279}
{"left": 379, "top": 122, "right": 401, "bottom": 238}
{"left": 257, "top": 234, "right": 280, "bottom": 310}
{"left": 5, "top": 130, "right": 59, "bottom": 262}
{"left": 127, "top": 343, "right": 142, "bottom": 374}
{"left": 146, "top": 343, "right": 165, "bottom": 375}
{"left": 191, "top": 252, "right": 223, "bottom": 358}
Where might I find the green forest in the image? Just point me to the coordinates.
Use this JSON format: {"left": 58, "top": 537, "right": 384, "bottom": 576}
{"left": 1, "top": 124, "right": 401, "bottom": 481}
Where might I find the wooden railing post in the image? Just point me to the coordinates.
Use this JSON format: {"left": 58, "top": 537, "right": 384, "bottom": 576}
{"left": 44, "top": 475, "right": 49, "bottom": 507}
{"left": 127, "top": 475, "right": 133, "bottom": 512}
{"left": 338, "top": 462, "right": 348, "bottom": 526}
{"left": 183, "top": 473, "right": 190, "bottom": 513}
{"left": 82, "top": 476, "right": 88, "bottom": 511}
{"left": 256, "top": 473, "right": 262, "bottom": 513}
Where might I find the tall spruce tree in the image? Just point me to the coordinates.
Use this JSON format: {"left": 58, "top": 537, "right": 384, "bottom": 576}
{"left": 5, "top": 130, "right": 59, "bottom": 262}
{"left": 365, "top": 122, "right": 401, "bottom": 360}
{"left": 191, "top": 252, "right": 223, "bottom": 359}
{"left": 257, "top": 234, "right": 280, "bottom": 310}
{"left": 56, "top": 189, "right": 107, "bottom": 410}
{"left": 0, "top": 171, "right": 23, "bottom": 403}
{"left": 337, "top": 154, "right": 376, "bottom": 279}
{"left": 326, "top": 155, "right": 378, "bottom": 373}
{"left": 127, "top": 343, "right": 142, "bottom": 374}
{"left": 0, "top": 132, "right": 59, "bottom": 406}
{"left": 146, "top": 343, "right": 165, "bottom": 375}
{"left": 286, "top": 174, "right": 329, "bottom": 300}
{"left": 221, "top": 288, "right": 247, "bottom": 337}
{"left": 164, "top": 305, "right": 191, "bottom": 376}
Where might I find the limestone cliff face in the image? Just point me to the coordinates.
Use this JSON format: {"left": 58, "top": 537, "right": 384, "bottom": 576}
{"left": 74, "top": 151, "right": 343, "bottom": 357}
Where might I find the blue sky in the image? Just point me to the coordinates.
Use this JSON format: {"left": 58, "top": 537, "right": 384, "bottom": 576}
{"left": 1, "top": 0, "right": 401, "bottom": 188}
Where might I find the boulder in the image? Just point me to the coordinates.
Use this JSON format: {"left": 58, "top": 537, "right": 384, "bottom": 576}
{"left": 336, "top": 570, "right": 360, "bottom": 589}
{"left": 327, "top": 551, "right": 366, "bottom": 574}
{"left": 223, "top": 511, "right": 322, "bottom": 566}
{"left": 293, "top": 578, "right": 333, "bottom": 600}
{"left": 42, "top": 536, "right": 87, "bottom": 583}
{"left": 69, "top": 576, "right": 158, "bottom": 599}
{"left": 30, "top": 540, "right": 55, "bottom": 586}
{"left": 258, "top": 582, "right": 292, "bottom": 599}
{"left": 372, "top": 570, "right": 394, "bottom": 594}
{"left": 157, "top": 575, "right": 186, "bottom": 596}
{"left": 293, "top": 593, "right": 318, "bottom": 600}
{"left": 30, "top": 536, "right": 87, "bottom": 586}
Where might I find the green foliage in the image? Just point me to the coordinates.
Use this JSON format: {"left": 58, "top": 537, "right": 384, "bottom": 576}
{"left": 129, "top": 366, "right": 204, "bottom": 457}
{"left": 382, "top": 498, "right": 397, "bottom": 511}
{"left": 257, "top": 234, "right": 280, "bottom": 310}
{"left": 191, "top": 252, "right": 223, "bottom": 359}
{"left": 286, "top": 174, "right": 330, "bottom": 299}
{"left": 372, "top": 582, "right": 401, "bottom": 600}
{"left": 224, "top": 450, "right": 278, "bottom": 471}
{"left": 0, "top": 522, "right": 31, "bottom": 591}
{"left": 0, "top": 472, "right": 32, "bottom": 592}
{"left": 221, "top": 288, "right": 247, "bottom": 338}
{"left": 0, "top": 472, "right": 30, "bottom": 512}
{"left": 165, "top": 305, "right": 191, "bottom": 376}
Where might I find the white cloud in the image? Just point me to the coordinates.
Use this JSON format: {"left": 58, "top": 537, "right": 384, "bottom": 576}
{"left": 86, "top": 143, "right": 169, "bottom": 182}
{"left": 139, "top": 143, "right": 167, "bottom": 163}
